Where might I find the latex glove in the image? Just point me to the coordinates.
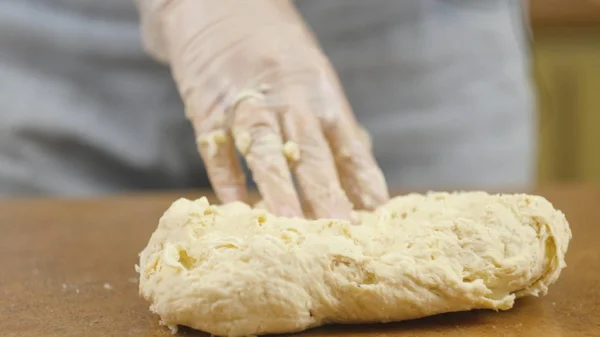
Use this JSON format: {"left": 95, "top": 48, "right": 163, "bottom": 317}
{"left": 135, "top": 0, "right": 389, "bottom": 219}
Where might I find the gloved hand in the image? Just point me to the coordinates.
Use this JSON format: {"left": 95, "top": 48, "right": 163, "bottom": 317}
{"left": 135, "top": 0, "right": 389, "bottom": 219}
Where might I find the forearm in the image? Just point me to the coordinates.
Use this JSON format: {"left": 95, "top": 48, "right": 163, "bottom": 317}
{"left": 135, "top": 0, "right": 309, "bottom": 64}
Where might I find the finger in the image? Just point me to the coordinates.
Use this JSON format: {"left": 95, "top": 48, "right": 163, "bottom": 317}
{"left": 356, "top": 125, "right": 373, "bottom": 150}
{"left": 191, "top": 114, "right": 248, "bottom": 204}
{"left": 320, "top": 104, "right": 390, "bottom": 211}
{"left": 323, "top": 66, "right": 374, "bottom": 149}
{"left": 315, "top": 69, "right": 389, "bottom": 209}
{"left": 280, "top": 100, "right": 353, "bottom": 220}
{"left": 232, "top": 98, "right": 303, "bottom": 218}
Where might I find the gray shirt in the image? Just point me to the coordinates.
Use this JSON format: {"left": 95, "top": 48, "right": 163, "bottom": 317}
{"left": 0, "top": 0, "right": 535, "bottom": 197}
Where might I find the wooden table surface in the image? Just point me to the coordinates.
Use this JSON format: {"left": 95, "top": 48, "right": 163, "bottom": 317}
{"left": 1, "top": 185, "right": 599, "bottom": 337}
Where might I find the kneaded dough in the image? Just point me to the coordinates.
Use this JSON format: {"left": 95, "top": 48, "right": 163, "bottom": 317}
{"left": 137, "top": 192, "right": 571, "bottom": 337}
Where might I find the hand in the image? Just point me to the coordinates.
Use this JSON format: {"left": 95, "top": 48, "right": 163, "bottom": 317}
{"left": 136, "top": 0, "right": 389, "bottom": 219}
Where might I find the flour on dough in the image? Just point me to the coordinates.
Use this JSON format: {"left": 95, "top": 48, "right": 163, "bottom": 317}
{"left": 137, "top": 192, "right": 571, "bottom": 337}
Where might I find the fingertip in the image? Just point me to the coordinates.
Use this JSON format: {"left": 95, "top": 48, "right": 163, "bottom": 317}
{"left": 215, "top": 183, "right": 248, "bottom": 204}
{"left": 306, "top": 188, "right": 354, "bottom": 220}
{"left": 361, "top": 187, "right": 390, "bottom": 210}
{"left": 346, "top": 170, "right": 390, "bottom": 211}
{"left": 273, "top": 203, "right": 304, "bottom": 218}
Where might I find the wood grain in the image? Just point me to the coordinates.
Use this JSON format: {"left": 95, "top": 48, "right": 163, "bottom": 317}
{"left": 1, "top": 186, "right": 598, "bottom": 337}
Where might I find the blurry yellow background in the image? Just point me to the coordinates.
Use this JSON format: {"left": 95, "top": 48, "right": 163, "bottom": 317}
{"left": 531, "top": 0, "right": 600, "bottom": 183}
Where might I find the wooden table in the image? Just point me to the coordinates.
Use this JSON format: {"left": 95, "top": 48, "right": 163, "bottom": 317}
{"left": 1, "top": 186, "right": 598, "bottom": 337}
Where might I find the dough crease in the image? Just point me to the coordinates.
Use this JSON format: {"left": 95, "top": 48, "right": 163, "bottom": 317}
{"left": 138, "top": 192, "right": 571, "bottom": 337}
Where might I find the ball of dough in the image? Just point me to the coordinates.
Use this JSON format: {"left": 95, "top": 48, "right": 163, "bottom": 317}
{"left": 137, "top": 192, "right": 571, "bottom": 337}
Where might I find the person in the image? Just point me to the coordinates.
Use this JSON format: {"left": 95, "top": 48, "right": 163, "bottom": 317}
{"left": 0, "top": 0, "right": 535, "bottom": 219}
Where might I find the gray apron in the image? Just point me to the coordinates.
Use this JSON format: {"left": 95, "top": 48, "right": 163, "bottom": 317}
{"left": 0, "top": 0, "right": 535, "bottom": 196}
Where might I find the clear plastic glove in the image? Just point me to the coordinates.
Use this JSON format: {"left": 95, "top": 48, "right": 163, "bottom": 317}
{"left": 135, "top": 0, "right": 389, "bottom": 219}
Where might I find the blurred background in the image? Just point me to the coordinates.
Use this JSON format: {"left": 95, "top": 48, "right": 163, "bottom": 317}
{"left": 0, "top": 0, "right": 599, "bottom": 198}
{"left": 531, "top": 0, "right": 600, "bottom": 184}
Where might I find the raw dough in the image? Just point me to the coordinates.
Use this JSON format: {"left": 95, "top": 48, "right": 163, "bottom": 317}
{"left": 137, "top": 192, "right": 571, "bottom": 337}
